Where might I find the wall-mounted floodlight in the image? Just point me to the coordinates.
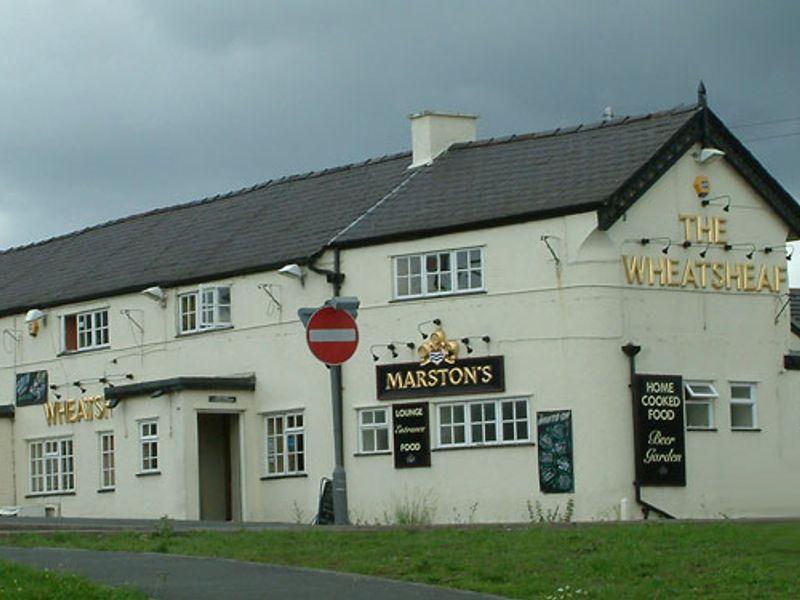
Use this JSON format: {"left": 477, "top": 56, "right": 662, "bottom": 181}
{"left": 24, "top": 308, "right": 46, "bottom": 337}
{"left": 279, "top": 263, "right": 306, "bottom": 286}
{"left": 141, "top": 286, "right": 166, "bottom": 307}
{"left": 694, "top": 147, "right": 725, "bottom": 165}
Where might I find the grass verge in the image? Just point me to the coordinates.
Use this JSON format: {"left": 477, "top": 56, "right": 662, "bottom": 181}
{"left": 0, "top": 560, "right": 146, "bottom": 599}
{"left": 2, "top": 521, "right": 800, "bottom": 599}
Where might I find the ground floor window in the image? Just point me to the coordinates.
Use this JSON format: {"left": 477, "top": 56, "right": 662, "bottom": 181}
{"left": 730, "top": 383, "right": 757, "bottom": 429}
{"left": 265, "top": 412, "right": 305, "bottom": 475}
{"left": 437, "top": 398, "right": 530, "bottom": 447}
{"left": 99, "top": 431, "right": 115, "bottom": 489}
{"left": 358, "top": 407, "right": 390, "bottom": 453}
{"left": 684, "top": 381, "right": 718, "bottom": 429}
{"left": 139, "top": 420, "right": 159, "bottom": 473}
{"left": 29, "top": 437, "right": 74, "bottom": 494}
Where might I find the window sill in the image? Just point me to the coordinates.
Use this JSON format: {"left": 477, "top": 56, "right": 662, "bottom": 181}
{"left": 389, "top": 289, "right": 487, "bottom": 303}
{"left": 687, "top": 427, "right": 717, "bottom": 432}
{"left": 260, "top": 473, "right": 308, "bottom": 481}
{"left": 58, "top": 345, "right": 111, "bottom": 357}
{"left": 731, "top": 428, "right": 761, "bottom": 432}
{"left": 97, "top": 488, "right": 115, "bottom": 494}
{"left": 353, "top": 450, "right": 392, "bottom": 457}
{"left": 176, "top": 325, "right": 234, "bottom": 338}
{"left": 136, "top": 470, "right": 161, "bottom": 477}
{"left": 433, "top": 441, "right": 534, "bottom": 452}
{"left": 25, "top": 491, "right": 76, "bottom": 499}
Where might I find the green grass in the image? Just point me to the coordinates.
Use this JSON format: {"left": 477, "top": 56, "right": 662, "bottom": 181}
{"left": 0, "top": 560, "right": 146, "bottom": 599}
{"left": 3, "top": 522, "right": 800, "bottom": 599}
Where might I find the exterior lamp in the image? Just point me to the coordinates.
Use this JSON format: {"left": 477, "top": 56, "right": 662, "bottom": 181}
{"left": 141, "top": 286, "right": 167, "bottom": 307}
{"left": 24, "top": 308, "right": 46, "bottom": 337}
{"left": 278, "top": 263, "right": 306, "bottom": 286}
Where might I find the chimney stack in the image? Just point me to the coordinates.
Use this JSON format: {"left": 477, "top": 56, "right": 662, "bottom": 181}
{"left": 409, "top": 111, "right": 477, "bottom": 168}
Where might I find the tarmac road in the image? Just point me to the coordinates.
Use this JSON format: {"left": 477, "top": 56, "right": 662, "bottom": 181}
{"left": 0, "top": 546, "right": 510, "bottom": 600}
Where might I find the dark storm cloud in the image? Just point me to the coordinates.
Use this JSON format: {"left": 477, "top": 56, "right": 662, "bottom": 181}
{"left": 0, "top": 1, "right": 798, "bottom": 258}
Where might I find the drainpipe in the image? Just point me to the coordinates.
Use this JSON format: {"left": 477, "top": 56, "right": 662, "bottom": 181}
{"left": 309, "top": 248, "right": 348, "bottom": 525}
{"left": 621, "top": 343, "right": 674, "bottom": 520}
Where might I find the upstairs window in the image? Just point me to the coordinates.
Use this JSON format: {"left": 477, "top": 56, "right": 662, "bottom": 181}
{"left": 394, "top": 247, "right": 483, "bottom": 299}
{"left": 63, "top": 309, "right": 109, "bottom": 352}
{"left": 178, "top": 286, "right": 231, "bottom": 334}
{"left": 730, "top": 383, "right": 757, "bottom": 430}
{"left": 684, "top": 381, "right": 718, "bottom": 429}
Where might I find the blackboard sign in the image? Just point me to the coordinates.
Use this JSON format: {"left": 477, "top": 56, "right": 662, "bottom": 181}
{"left": 537, "top": 410, "right": 574, "bottom": 493}
{"left": 16, "top": 371, "right": 48, "bottom": 406}
{"left": 392, "top": 402, "right": 431, "bottom": 469}
{"left": 377, "top": 356, "right": 505, "bottom": 401}
{"left": 634, "top": 374, "right": 686, "bottom": 486}
{"left": 316, "top": 478, "right": 334, "bottom": 525}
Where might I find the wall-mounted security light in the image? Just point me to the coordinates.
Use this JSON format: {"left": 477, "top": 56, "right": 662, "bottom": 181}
{"left": 278, "top": 263, "right": 306, "bottom": 286}
{"left": 24, "top": 308, "right": 46, "bottom": 337}
{"left": 141, "top": 286, "right": 167, "bottom": 307}
{"left": 694, "top": 147, "right": 725, "bottom": 164}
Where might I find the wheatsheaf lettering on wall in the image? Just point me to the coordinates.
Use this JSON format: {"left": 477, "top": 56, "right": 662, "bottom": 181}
{"left": 43, "top": 395, "right": 112, "bottom": 426}
{"left": 623, "top": 212, "right": 786, "bottom": 293}
{"left": 622, "top": 256, "right": 786, "bottom": 292}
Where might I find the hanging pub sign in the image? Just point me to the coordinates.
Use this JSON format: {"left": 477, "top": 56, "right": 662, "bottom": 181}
{"left": 537, "top": 410, "right": 575, "bottom": 494}
{"left": 634, "top": 374, "right": 686, "bottom": 486}
{"left": 392, "top": 402, "right": 431, "bottom": 469}
{"left": 376, "top": 327, "right": 504, "bottom": 400}
{"left": 16, "top": 370, "right": 48, "bottom": 406}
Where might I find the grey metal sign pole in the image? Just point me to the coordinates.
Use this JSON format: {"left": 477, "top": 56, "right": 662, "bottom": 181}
{"left": 329, "top": 364, "right": 347, "bottom": 525}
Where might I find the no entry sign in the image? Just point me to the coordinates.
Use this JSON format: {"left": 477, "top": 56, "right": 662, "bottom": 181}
{"left": 305, "top": 306, "right": 359, "bottom": 365}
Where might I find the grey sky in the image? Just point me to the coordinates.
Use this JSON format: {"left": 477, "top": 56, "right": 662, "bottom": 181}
{"left": 1, "top": 1, "right": 798, "bottom": 272}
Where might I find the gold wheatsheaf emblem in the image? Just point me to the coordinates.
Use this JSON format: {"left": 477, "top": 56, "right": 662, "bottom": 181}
{"left": 418, "top": 328, "right": 460, "bottom": 366}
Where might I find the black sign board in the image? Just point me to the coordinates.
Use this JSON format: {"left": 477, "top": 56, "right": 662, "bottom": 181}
{"left": 16, "top": 370, "right": 48, "bottom": 406}
{"left": 392, "top": 402, "right": 431, "bottom": 469}
{"left": 634, "top": 374, "right": 686, "bottom": 486}
{"left": 377, "top": 356, "right": 505, "bottom": 401}
{"left": 537, "top": 410, "right": 574, "bottom": 494}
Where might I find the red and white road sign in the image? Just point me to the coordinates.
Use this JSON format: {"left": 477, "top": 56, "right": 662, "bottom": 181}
{"left": 305, "top": 306, "right": 359, "bottom": 365}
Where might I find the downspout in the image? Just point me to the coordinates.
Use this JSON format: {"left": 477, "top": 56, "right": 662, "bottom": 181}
{"left": 621, "top": 343, "right": 675, "bottom": 520}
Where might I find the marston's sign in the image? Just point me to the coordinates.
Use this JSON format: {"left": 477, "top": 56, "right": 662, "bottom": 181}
{"left": 633, "top": 374, "right": 686, "bottom": 486}
{"left": 377, "top": 356, "right": 505, "bottom": 400}
{"left": 44, "top": 395, "right": 112, "bottom": 426}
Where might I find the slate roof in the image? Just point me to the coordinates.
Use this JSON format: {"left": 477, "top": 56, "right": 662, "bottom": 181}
{"left": 0, "top": 102, "right": 798, "bottom": 317}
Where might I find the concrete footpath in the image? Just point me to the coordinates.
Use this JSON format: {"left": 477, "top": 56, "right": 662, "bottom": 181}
{"left": 0, "top": 547, "right": 509, "bottom": 600}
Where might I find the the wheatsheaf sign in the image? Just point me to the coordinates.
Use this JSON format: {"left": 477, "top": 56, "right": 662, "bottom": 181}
{"left": 623, "top": 214, "right": 786, "bottom": 293}
{"left": 44, "top": 395, "right": 112, "bottom": 426}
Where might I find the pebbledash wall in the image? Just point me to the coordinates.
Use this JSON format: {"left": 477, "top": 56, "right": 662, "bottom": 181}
{"left": 2, "top": 119, "right": 800, "bottom": 523}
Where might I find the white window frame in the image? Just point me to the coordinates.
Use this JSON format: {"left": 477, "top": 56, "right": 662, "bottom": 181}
{"left": 394, "top": 247, "right": 484, "bottom": 299}
{"left": 437, "top": 398, "right": 530, "bottom": 448}
{"left": 99, "top": 431, "right": 115, "bottom": 490}
{"left": 139, "top": 420, "right": 159, "bottom": 474}
{"left": 62, "top": 308, "right": 110, "bottom": 352}
{"left": 357, "top": 407, "right": 390, "bottom": 454}
{"left": 178, "top": 285, "right": 232, "bottom": 334}
{"left": 684, "top": 381, "right": 718, "bottom": 429}
{"left": 29, "top": 437, "right": 74, "bottom": 495}
{"left": 264, "top": 411, "right": 305, "bottom": 476}
{"left": 730, "top": 382, "right": 758, "bottom": 430}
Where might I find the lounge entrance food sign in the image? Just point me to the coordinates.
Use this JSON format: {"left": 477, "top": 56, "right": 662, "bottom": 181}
{"left": 392, "top": 402, "right": 431, "bottom": 469}
{"left": 634, "top": 374, "right": 686, "bottom": 486}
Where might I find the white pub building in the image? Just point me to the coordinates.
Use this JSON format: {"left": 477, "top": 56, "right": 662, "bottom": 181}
{"left": 1, "top": 90, "right": 799, "bottom": 523}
